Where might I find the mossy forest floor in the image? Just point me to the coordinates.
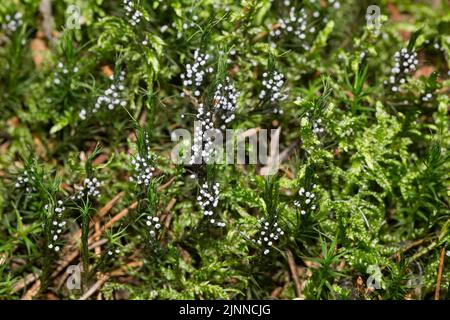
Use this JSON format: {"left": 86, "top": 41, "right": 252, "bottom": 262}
{"left": 0, "top": 0, "right": 449, "bottom": 300}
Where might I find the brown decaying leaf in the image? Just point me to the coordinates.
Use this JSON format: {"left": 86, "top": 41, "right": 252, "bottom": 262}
{"left": 101, "top": 65, "right": 113, "bottom": 77}
{"left": 30, "top": 37, "right": 48, "bottom": 67}
{"left": 414, "top": 66, "right": 435, "bottom": 79}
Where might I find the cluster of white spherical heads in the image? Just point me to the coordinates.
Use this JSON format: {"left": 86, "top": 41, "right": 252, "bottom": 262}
{"left": 181, "top": 49, "right": 214, "bottom": 98}
{"left": 294, "top": 185, "right": 317, "bottom": 215}
{"left": 304, "top": 111, "right": 325, "bottom": 137}
{"left": 259, "top": 70, "right": 287, "bottom": 114}
{"left": 252, "top": 218, "right": 284, "bottom": 255}
{"left": 145, "top": 215, "right": 162, "bottom": 240}
{"left": 107, "top": 248, "right": 121, "bottom": 256}
{"left": 46, "top": 200, "right": 67, "bottom": 253}
{"left": 422, "top": 92, "right": 433, "bottom": 102}
{"left": 213, "top": 77, "right": 239, "bottom": 129}
{"left": 72, "top": 177, "right": 102, "bottom": 200}
{"left": 130, "top": 154, "right": 155, "bottom": 186}
{"left": 312, "top": 118, "right": 325, "bottom": 135}
{"left": 197, "top": 182, "right": 225, "bottom": 227}
{"left": 79, "top": 71, "right": 127, "bottom": 120}
{"left": 190, "top": 103, "right": 219, "bottom": 165}
{"left": 94, "top": 71, "right": 127, "bottom": 112}
{"left": 386, "top": 48, "right": 418, "bottom": 93}
{"left": 15, "top": 170, "right": 36, "bottom": 193}
{"left": 2, "top": 12, "right": 22, "bottom": 34}
{"left": 268, "top": 1, "right": 341, "bottom": 50}
{"left": 53, "top": 62, "right": 79, "bottom": 86}
{"left": 123, "top": 0, "right": 142, "bottom": 26}
{"left": 272, "top": 7, "right": 310, "bottom": 39}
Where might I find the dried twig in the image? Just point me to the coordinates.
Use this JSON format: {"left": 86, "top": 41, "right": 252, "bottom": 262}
{"left": 395, "top": 238, "right": 428, "bottom": 257}
{"left": 162, "top": 198, "right": 176, "bottom": 229}
{"left": 408, "top": 239, "right": 440, "bottom": 263}
{"left": 158, "top": 177, "right": 176, "bottom": 191}
{"left": 11, "top": 273, "right": 38, "bottom": 294}
{"left": 88, "top": 239, "right": 108, "bottom": 251}
{"left": 97, "top": 192, "right": 125, "bottom": 219}
{"left": 286, "top": 249, "right": 302, "bottom": 298}
{"left": 110, "top": 261, "right": 144, "bottom": 277}
{"left": 435, "top": 246, "right": 446, "bottom": 300}
{"left": 270, "top": 286, "right": 284, "bottom": 298}
{"left": 79, "top": 274, "right": 110, "bottom": 300}
{"left": 94, "top": 222, "right": 101, "bottom": 256}
{"left": 21, "top": 280, "right": 41, "bottom": 300}
{"left": 38, "top": 0, "right": 54, "bottom": 41}
{"left": 88, "top": 202, "right": 138, "bottom": 243}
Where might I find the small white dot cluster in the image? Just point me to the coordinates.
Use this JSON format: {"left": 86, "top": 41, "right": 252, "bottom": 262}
{"left": 386, "top": 48, "right": 418, "bottom": 93}
{"left": 130, "top": 153, "right": 155, "bottom": 186}
{"left": 312, "top": 118, "right": 324, "bottom": 134}
{"left": 79, "top": 108, "right": 87, "bottom": 120}
{"left": 180, "top": 49, "right": 214, "bottom": 97}
{"left": 72, "top": 177, "right": 101, "bottom": 200}
{"left": 197, "top": 182, "right": 225, "bottom": 227}
{"left": 294, "top": 184, "right": 317, "bottom": 215}
{"left": 53, "top": 61, "right": 79, "bottom": 86}
{"left": 129, "top": 133, "right": 155, "bottom": 186}
{"left": 173, "top": 8, "right": 199, "bottom": 37}
{"left": 107, "top": 248, "right": 121, "bottom": 256}
{"left": 80, "top": 71, "right": 126, "bottom": 120}
{"left": 84, "top": 177, "right": 101, "bottom": 197}
{"left": 422, "top": 92, "right": 433, "bottom": 102}
{"left": 123, "top": 0, "right": 142, "bottom": 26}
{"left": 181, "top": 18, "right": 197, "bottom": 32}
{"left": 252, "top": 218, "right": 284, "bottom": 255}
{"left": 160, "top": 25, "right": 169, "bottom": 33}
{"left": 328, "top": 0, "right": 341, "bottom": 10}
{"left": 94, "top": 71, "right": 127, "bottom": 113}
{"left": 2, "top": 12, "right": 22, "bottom": 34}
{"left": 15, "top": 170, "right": 36, "bottom": 192}
{"left": 305, "top": 112, "right": 325, "bottom": 136}
{"left": 45, "top": 200, "right": 67, "bottom": 253}
{"left": 190, "top": 104, "right": 219, "bottom": 165}
{"left": 259, "top": 70, "right": 287, "bottom": 113}
{"left": 213, "top": 77, "right": 239, "bottom": 129}
{"left": 424, "top": 40, "right": 445, "bottom": 52}
{"left": 343, "top": 127, "right": 354, "bottom": 137}
{"left": 145, "top": 215, "right": 161, "bottom": 239}
{"left": 270, "top": 7, "right": 317, "bottom": 51}
{"left": 212, "top": 3, "right": 231, "bottom": 12}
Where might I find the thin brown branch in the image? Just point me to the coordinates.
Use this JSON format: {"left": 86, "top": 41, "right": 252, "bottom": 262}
{"left": 21, "top": 279, "right": 41, "bottom": 300}
{"left": 88, "top": 201, "right": 138, "bottom": 243}
{"left": 79, "top": 274, "right": 110, "bottom": 300}
{"left": 110, "top": 261, "right": 144, "bottom": 277}
{"left": 38, "top": 0, "right": 54, "bottom": 41}
{"left": 88, "top": 239, "right": 108, "bottom": 251}
{"left": 94, "top": 222, "right": 101, "bottom": 256}
{"left": 158, "top": 177, "right": 176, "bottom": 191}
{"left": 435, "top": 246, "right": 446, "bottom": 300}
{"left": 11, "top": 273, "right": 38, "bottom": 294}
{"left": 286, "top": 249, "right": 302, "bottom": 298}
